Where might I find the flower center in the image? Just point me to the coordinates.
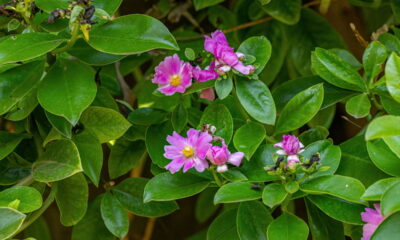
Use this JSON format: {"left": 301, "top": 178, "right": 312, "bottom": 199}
{"left": 169, "top": 74, "right": 181, "bottom": 86}
{"left": 182, "top": 146, "right": 194, "bottom": 158}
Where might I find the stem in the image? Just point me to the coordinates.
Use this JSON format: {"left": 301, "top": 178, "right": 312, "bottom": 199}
{"left": 142, "top": 218, "right": 157, "bottom": 240}
{"left": 52, "top": 22, "right": 80, "bottom": 54}
{"left": 280, "top": 193, "right": 292, "bottom": 212}
{"left": 15, "top": 174, "right": 34, "bottom": 186}
{"left": 211, "top": 168, "right": 223, "bottom": 187}
{"left": 11, "top": 186, "right": 56, "bottom": 237}
{"left": 319, "top": 0, "right": 331, "bottom": 14}
{"left": 370, "top": 94, "right": 383, "bottom": 111}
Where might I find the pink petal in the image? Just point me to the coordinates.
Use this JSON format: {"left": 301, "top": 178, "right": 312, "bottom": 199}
{"left": 165, "top": 157, "right": 185, "bottom": 174}
{"left": 166, "top": 132, "right": 186, "bottom": 148}
{"left": 217, "top": 164, "right": 228, "bottom": 173}
{"left": 228, "top": 152, "right": 244, "bottom": 166}
{"left": 233, "top": 61, "right": 255, "bottom": 75}
{"left": 274, "top": 142, "right": 284, "bottom": 148}
{"left": 211, "top": 30, "right": 229, "bottom": 46}
{"left": 183, "top": 160, "right": 195, "bottom": 172}
{"left": 200, "top": 88, "right": 215, "bottom": 101}
{"left": 288, "top": 155, "right": 300, "bottom": 163}
{"left": 193, "top": 158, "right": 209, "bottom": 172}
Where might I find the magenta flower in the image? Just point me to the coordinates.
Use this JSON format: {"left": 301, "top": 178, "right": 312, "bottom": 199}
{"left": 361, "top": 204, "right": 386, "bottom": 240}
{"left": 206, "top": 140, "right": 244, "bottom": 172}
{"left": 192, "top": 61, "right": 219, "bottom": 82}
{"left": 152, "top": 54, "right": 192, "bottom": 96}
{"left": 164, "top": 129, "right": 213, "bottom": 173}
{"left": 274, "top": 135, "right": 304, "bottom": 165}
{"left": 204, "top": 30, "right": 255, "bottom": 75}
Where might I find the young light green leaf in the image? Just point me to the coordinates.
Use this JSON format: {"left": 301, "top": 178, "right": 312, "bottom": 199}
{"left": 345, "top": 93, "right": 371, "bottom": 118}
{"left": 262, "top": 183, "right": 287, "bottom": 208}
{"left": 214, "top": 182, "right": 262, "bottom": 204}
{"left": 367, "top": 139, "right": 400, "bottom": 176}
{"left": 0, "top": 186, "right": 42, "bottom": 213}
{"left": 363, "top": 41, "right": 387, "bottom": 82}
{"left": 385, "top": 52, "right": 400, "bottom": 103}
{"left": 215, "top": 77, "right": 233, "bottom": 100}
{"left": 365, "top": 115, "right": 400, "bottom": 141}
{"left": 371, "top": 212, "right": 400, "bottom": 240}
{"left": 381, "top": 182, "right": 400, "bottom": 216}
{"left": 237, "top": 36, "right": 272, "bottom": 74}
{"left": 0, "top": 207, "right": 26, "bottom": 240}
{"left": 362, "top": 178, "right": 400, "bottom": 201}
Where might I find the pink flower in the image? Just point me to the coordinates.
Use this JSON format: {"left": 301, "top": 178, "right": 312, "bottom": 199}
{"left": 206, "top": 140, "right": 244, "bottom": 172}
{"left": 164, "top": 129, "right": 213, "bottom": 173}
{"left": 361, "top": 204, "right": 386, "bottom": 240}
{"left": 204, "top": 30, "right": 255, "bottom": 75}
{"left": 200, "top": 88, "right": 215, "bottom": 101}
{"left": 192, "top": 61, "right": 219, "bottom": 82}
{"left": 153, "top": 54, "right": 192, "bottom": 96}
{"left": 274, "top": 135, "right": 304, "bottom": 165}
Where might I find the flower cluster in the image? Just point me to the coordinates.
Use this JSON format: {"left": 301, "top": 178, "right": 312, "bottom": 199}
{"left": 164, "top": 127, "right": 244, "bottom": 174}
{"left": 361, "top": 204, "right": 386, "bottom": 240}
{"left": 274, "top": 135, "right": 305, "bottom": 168}
{"left": 152, "top": 30, "right": 255, "bottom": 96}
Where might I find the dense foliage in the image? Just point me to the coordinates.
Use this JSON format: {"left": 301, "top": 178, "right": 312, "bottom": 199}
{"left": 1, "top": 0, "right": 400, "bottom": 239}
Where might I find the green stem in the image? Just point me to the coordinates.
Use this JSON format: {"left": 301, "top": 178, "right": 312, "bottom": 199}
{"left": 52, "top": 22, "right": 80, "bottom": 54}
{"left": 15, "top": 174, "right": 34, "bottom": 186}
{"left": 280, "top": 193, "right": 292, "bottom": 212}
{"left": 11, "top": 186, "right": 56, "bottom": 237}
{"left": 211, "top": 168, "right": 223, "bottom": 187}
{"left": 370, "top": 94, "right": 383, "bottom": 111}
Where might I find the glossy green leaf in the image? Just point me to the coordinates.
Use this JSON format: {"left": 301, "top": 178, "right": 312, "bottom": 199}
{"left": 240, "top": 144, "right": 278, "bottom": 182}
{"left": 267, "top": 213, "right": 309, "bottom": 240}
{"left": 24, "top": 217, "right": 51, "bottom": 240}
{"left": 73, "top": 130, "right": 103, "bottom": 186}
{"left": 363, "top": 41, "right": 387, "bottom": 81}
{"left": 4, "top": 85, "right": 38, "bottom": 121}
{"left": 0, "top": 207, "right": 25, "bottom": 240}
{"left": 367, "top": 139, "right": 400, "bottom": 176}
{"left": 0, "top": 132, "right": 25, "bottom": 161}
{"left": 214, "top": 182, "right": 262, "bottom": 204}
{"left": 93, "top": 0, "right": 123, "bottom": 15}
{"left": 233, "top": 122, "right": 266, "bottom": 160}
{"left": 275, "top": 84, "right": 324, "bottom": 134}
{"left": 0, "top": 186, "right": 42, "bottom": 213}
{"left": 193, "top": 0, "right": 225, "bottom": 10}
{"left": 143, "top": 172, "right": 210, "bottom": 202}
{"left": 127, "top": 108, "right": 167, "bottom": 126}
{"left": 146, "top": 121, "right": 173, "bottom": 168}
{"left": 33, "top": 139, "right": 82, "bottom": 182}
{"left": 112, "top": 177, "right": 178, "bottom": 217}
{"left": 237, "top": 36, "right": 272, "bottom": 74}
{"left": 37, "top": 60, "right": 96, "bottom": 125}
{"left": 262, "top": 0, "right": 301, "bottom": 25}
{"left": 184, "top": 80, "right": 216, "bottom": 95}
{"left": 45, "top": 111, "right": 72, "bottom": 138}
{"left": 345, "top": 93, "right": 371, "bottom": 118}
{"left": 88, "top": 14, "right": 178, "bottom": 55}
{"left": 108, "top": 139, "right": 146, "bottom": 179}
{"left": 362, "top": 178, "right": 400, "bottom": 201}
{"left": 385, "top": 52, "right": 400, "bottom": 103}
{"left": 172, "top": 104, "right": 188, "bottom": 133}
{"left": 207, "top": 208, "right": 240, "bottom": 240}
{"left": 34, "top": 0, "right": 69, "bottom": 12}
{"left": 237, "top": 201, "right": 272, "bottom": 240}
{"left": 91, "top": 86, "right": 118, "bottom": 111}
{"left": 378, "top": 33, "right": 400, "bottom": 53}
{"left": 100, "top": 192, "right": 129, "bottom": 238}
{"left": 311, "top": 47, "right": 366, "bottom": 91}
{"left": 381, "top": 182, "right": 400, "bottom": 216}
{"left": 0, "top": 61, "right": 44, "bottom": 115}
{"left": 200, "top": 103, "right": 233, "bottom": 143}
{"left": 262, "top": 183, "right": 287, "bottom": 208}
{"left": 215, "top": 77, "right": 233, "bottom": 100}
{"left": 0, "top": 33, "right": 65, "bottom": 64}
{"left": 235, "top": 77, "right": 276, "bottom": 125}
{"left": 307, "top": 195, "right": 364, "bottom": 225}
{"left": 55, "top": 173, "right": 88, "bottom": 226}
{"left": 80, "top": 106, "right": 131, "bottom": 143}
{"left": 371, "top": 212, "right": 400, "bottom": 240}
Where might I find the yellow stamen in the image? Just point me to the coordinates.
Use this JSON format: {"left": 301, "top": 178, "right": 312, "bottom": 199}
{"left": 182, "top": 146, "right": 194, "bottom": 158}
{"left": 170, "top": 74, "right": 181, "bottom": 86}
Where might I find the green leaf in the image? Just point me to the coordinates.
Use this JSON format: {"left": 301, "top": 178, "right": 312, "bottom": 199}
{"left": 127, "top": 108, "right": 167, "bottom": 126}
{"left": 363, "top": 41, "right": 387, "bottom": 82}
{"left": 195, "top": 188, "right": 219, "bottom": 223}
{"left": 233, "top": 122, "right": 266, "bottom": 160}
{"left": 112, "top": 177, "right": 178, "bottom": 217}
{"left": 4, "top": 85, "right": 38, "bottom": 121}
{"left": 193, "top": 0, "right": 225, "bottom": 10}
{"left": 37, "top": 60, "right": 97, "bottom": 125}
{"left": 307, "top": 195, "right": 364, "bottom": 225}
{"left": 0, "top": 132, "right": 25, "bottom": 161}
{"left": 55, "top": 173, "right": 88, "bottom": 226}
{"left": 146, "top": 121, "right": 174, "bottom": 168}
{"left": 237, "top": 36, "right": 272, "bottom": 74}
{"left": 100, "top": 192, "right": 129, "bottom": 238}
{"left": 367, "top": 139, "right": 400, "bottom": 176}
{"left": 345, "top": 93, "right": 371, "bottom": 118}
{"left": 267, "top": 213, "right": 309, "bottom": 240}
{"left": 207, "top": 208, "right": 240, "bottom": 240}
{"left": 34, "top": 0, "right": 69, "bottom": 12}
{"left": 184, "top": 79, "right": 216, "bottom": 95}
{"left": 45, "top": 111, "right": 72, "bottom": 138}
{"left": 262, "top": 0, "right": 301, "bottom": 25}
{"left": 33, "top": 139, "right": 82, "bottom": 182}
{"left": 381, "top": 182, "right": 400, "bottom": 216}
{"left": 235, "top": 78, "right": 276, "bottom": 125}
{"left": 80, "top": 106, "right": 131, "bottom": 143}
{"left": 0, "top": 207, "right": 26, "bottom": 240}
{"left": 362, "top": 178, "right": 400, "bottom": 201}
{"left": 73, "top": 130, "right": 103, "bottom": 187}
{"left": 71, "top": 196, "right": 114, "bottom": 240}
{"left": 0, "top": 33, "right": 65, "bottom": 65}
{"left": 385, "top": 52, "right": 400, "bottom": 103}
{"left": 371, "top": 212, "right": 400, "bottom": 240}
{"left": 24, "top": 217, "right": 51, "bottom": 240}
{"left": 88, "top": 14, "right": 178, "bottom": 55}
{"left": 0, "top": 61, "right": 44, "bottom": 115}
{"left": 200, "top": 103, "right": 233, "bottom": 143}
{"left": 214, "top": 182, "right": 262, "bottom": 204}
{"left": 215, "top": 77, "right": 233, "bottom": 100}
{"left": 172, "top": 104, "right": 188, "bottom": 133}
{"left": 275, "top": 84, "right": 324, "bottom": 134}
{"left": 262, "top": 183, "right": 287, "bottom": 208}
{"left": 0, "top": 186, "right": 42, "bottom": 213}
{"left": 311, "top": 47, "right": 366, "bottom": 91}
{"left": 305, "top": 199, "right": 345, "bottom": 240}
{"left": 348, "top": 0, "right": 381, "bottom": 7}
{"left": 93, "top": 0, "right": 123, "bottom": 15}
{"left": 108, "top": 139, "right": 146, "bottom": 179}
{"left": 237, "top": 201, "right": 272, "bottom": 240}
{"left": 143, "top": 172, "right": 210, "bottom": 202}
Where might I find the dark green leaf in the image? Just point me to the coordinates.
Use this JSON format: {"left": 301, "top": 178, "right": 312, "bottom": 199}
{"left": 233, "top": 122, "right": 266, "bottom": 160}
{"left": 45, "top": 111, "right": 72, "bottom": 138}
{"left": 262, "top": 183, "right": 287, "bottom": 208}
{"left": 100, "top": 192, "right": 129, "bottom": 238}
{"left": 381, "top": 182, "right": 400, "bottom": 215}
{"left": 237, "top": 36, "right": 272, "bottom": 74}
{"left": 193, "top": 0, "right": 225, "bottom": 10}
{"left": 172, "top": 104, "right": 188, "bottom": 133}
{"left": 267, "top": 213, "right": 309, "bottom": 240}
{"left": 215, "top": 77, "right": 233, "bottom": 100}
{"left": 199, "top": 103, "right": 233, "bottom": 143}
{"left": 195, "top": 188, "right": 219, "bottom": 223}
{"left": 362, "top": 178, "right": 400, "bottom": 201}
{"left": 214, "top": 182, "right": 262, "bottom": 204}
{"left": 0, "top": 132, "right": 25, "bottom": 161}
{"left": 207, "top": 208, "right": 240, "bottom": 240}
{"left": 371, "top": 212, "right": 400, "bottom": 240}
{"left": 146, "top": 121, "right": 174, "bottom": 168}
{"left": 363, "top": 41, "right": 387, "bottom": 82}
{"left": 237, "top": 201, "right": 272, "bottom": 240}
{"left": 262, "top": 0, "right": 301, "bottom": 25}
{"left": 367, "top": 139, "right": 400, "bottom": 176}
{"left": 127, "top": 108, "right": 167, "bottom": 126}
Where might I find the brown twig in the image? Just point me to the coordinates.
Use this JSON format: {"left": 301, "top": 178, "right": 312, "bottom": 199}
{"left": 176, "top": 0, "right": 321, "bottom": 41}
{"left": 350, "top": 22, "right": 369, "bottom": 48}
{"left": 143, "top": 218, "right": 157, "bottom": 240}
{"left": 115, "top": 61, "right": 135, "bottom": 106}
